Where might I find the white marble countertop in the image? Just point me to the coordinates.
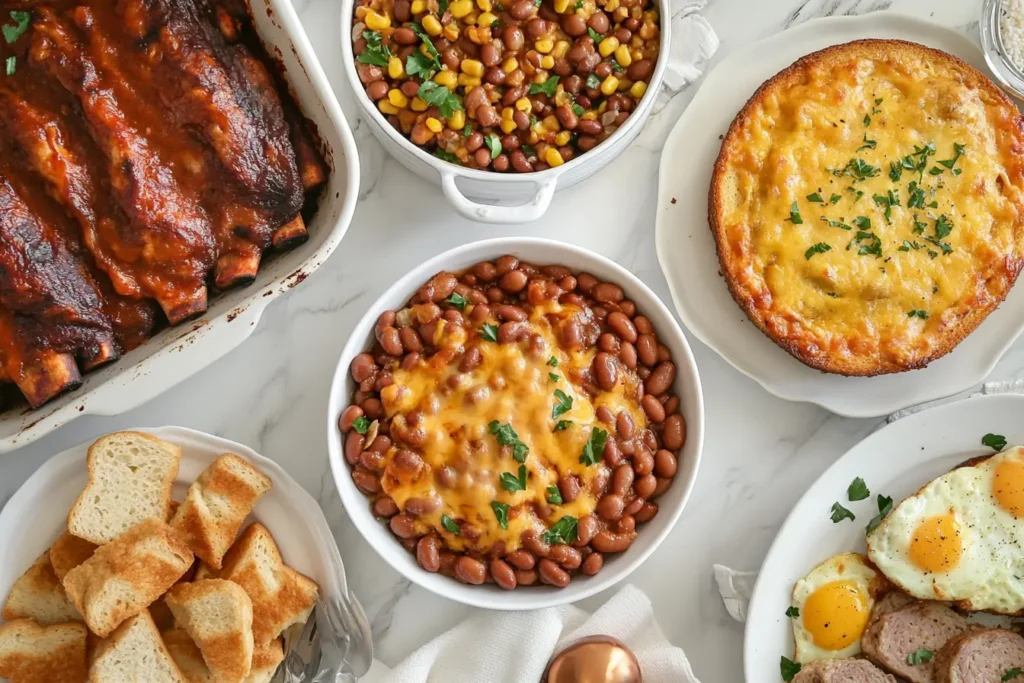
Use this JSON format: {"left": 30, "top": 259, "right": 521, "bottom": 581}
{"left": 0, "top": 0, "right": 1001, "bottom": 680}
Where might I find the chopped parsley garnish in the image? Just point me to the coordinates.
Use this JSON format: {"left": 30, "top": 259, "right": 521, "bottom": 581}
{"left": 830, "top": 193, "right": 842, "bottom": 205}
{"left": 552, "top": 388, "right": 573, "bottom": 420}
{"left": 983, "top": 433, "right": 1008, "bottom": 452}
{"left": 574, "top": 0, "right": 583, "bottom": 8}
{"left": 1003, "top": 669, "right": 1023, "bottom": 681}
{"left": 586, "top": 73, "right": 601, "bottom": 89}
{"left": 847, "top": 477, "right": 870, "bottom": 501}
{"left": 937, "top": 143, "right": 965, "bottom": 170}
{"left": 786, "top": 201, "right": 803, "bottom": 224}
{"left": 571, "top": 103, "right": 585, "bottom": 117}
{"left": 419, "top": 81, "right": 463, "bottom": 119}
{"left": 351, "top": 416, "right": 370, "bottom": 434}
{"left": 889, "top": 161, "right": 902, "bottom": 182}
{"left": 830, "top": 502, "right": 855, "bottom": 523}
{"left": 441, "top": 514, "right": 460, "bottom": 535}
{"left": 829, "top": 158, "right": 880, "bottom": 182}
{"left": 907, "top": 181, "right": 926, "bottom": 209}
{"left": 781, "top": 656, "right": 802, "bottom": 682}
{"left": 547, "top": 356, "right": 559, "bottom": 367}
{"left": 805, "top": 242, "right": 831, "bottom": 260}
{"left": 849, "top": 229, "right": 882, "bottom": 257}
{"left": 489, "top": 420, "right": 529, "bottom": 462}
{"left": 908, "top": 310, "right": 928, "bottom": 319}
{"left": 406, "top": 50, "right": 439, "bottom": 79}
{"left": 490, "top": 501, "right": 509, "bottom": 529}
{"left": 785, "top": 606, "right": 800, "bottom": 618}
{"left": 898, "top": 240, "right": 924, "bottom": 252}
{"left": 579, "top": 427, "right": 608, "bottom": 466}
{"left": 549, "top": 372, "right": 559, "bottom": 382}
{"left": 821, "top": 217, "right": 852, "bottom": 231}
{"left": 500, "top": 464, "right": 528, "bottom": 492}
{"left": 806, "top": 192, "right": 824, "bottom": 203}
{"left": 542, "top": 515, "right": 578, "bottom": 545}
{"left": 409, "top": 24, "right": 444, "bottom": 76}
{"left": 6, "top": 55, "right": 16, "bottom": 75}
{"left": 857, "top": 133, "right": 877, "bottom": 152}
{"left": 611, "top": 58, "right": 623, "bottom": 72}
{"left": 866, "top": 494, "right": 893, "bottom": 534}
{"left": 846, "top": 186, "right": 865, "bottom": 202}
{"left": 933, "top": 214, "right": 953, "bottom": 240}
{"left": 900, "top": 141, "right": 936, "bottom": 181}
{"left": 433, "top": 148, "right": 461, "bottom": 164}
{"left": 463, "top": 123, "right": 472, "bottom": 137}
{"left": 863, "top": 114, "right": 871, "bottom": 127}
{"left": 529, "top": 75, "right": 559, "bottom": 97}
{"left": 853, "top": 216, "right": 871, "bottom": 231}
{"left": 555, "top": 420, "right": 573, "bottom": 431}
{"left": 485, "top": 134, "right": 502, "bottom": 159}
{"left": 906, "top": 649, "right": 933, "bottom": 665}
{"left": 912, "top": 213, "right": 927, "bottom": 235}
{"left": 929, "top": 165, "right": 944, "bottom": 176}
{"left": 3, "top": 11, "right": 30, "bottom": 44}
{"left": 587, "top": 27, "right": 603, "bottom": 42}
{"left": 546, "top": 485, "right": 563, "bottom": 504}
{"left": 479, "top": 323, "right": 499, "bottom": 342}
{"left": 872, "top": 191, "right": 898, "bottom": 224}
{"left": 444, "top": 292, "right": 468, "bottom": 309}
{"left": 357, "top": 30, "right": 392, "bottom": 67}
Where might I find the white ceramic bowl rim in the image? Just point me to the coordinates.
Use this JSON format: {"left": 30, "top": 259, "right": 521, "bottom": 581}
{"left": 326, "top": 237, "right": 705, "bottom": 610}
{"left": 338, "top": 0, "right": 672, "bottom": 185}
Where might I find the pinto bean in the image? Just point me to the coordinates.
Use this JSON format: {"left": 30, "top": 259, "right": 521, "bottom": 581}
{"left": 635, "top": 473, "right": 657, "bottom": 499}
{"left": 637, "top": 334, "right": 658, "bottom": 367}
{"left": 582, "top": 551, "right": 604, "bottom": 575}
{"left": 390, "top": 513, "right": 417, "bottom": 538}
{"left": 645, "top": 362, "right": 676, "bottom": 395}
{"left": 417, "top": 535, "right": 441, "bottom": 572}
{"left": 591, "top": 531, "right": 633, "bottom": 553}
{"left": 641, "top": 394, "right": 666, "bottom": 423}
{"left": 575, "top": 514, "right": 598, "bottom": 547}
{"left": 597, "top": 493, "right": 625, "bottom": 521}
{"left": 373, "top": 496, "right": 400, "bottom": 517}
{"left": 549, "top": 544, "right": 582, "bottom": 569}
{"left": 558, "top": 474, "right": 582, "bottom": 503}
{"left": 404, "top": 495, "right": 441, "bottom": 516}
{"left": 515, "top": 569, "right": 539, "bottom": 586}
{"left": 611, "top": 464, "right": 634, "bottom": 496}
{"left": 350, "top": 353, "right": 376, "bottom": 382}
{"left": 593, "top": 352, "right": 618, "bottom": 390}
{"left": 607, "top": 311, "right": 637, "bottom": 343}
{"left": 455, "top": 556, "right": 487, "bottom": 584}
{"left": 506, "top": 549, "right": 536, "bottom": 570}
{"left": 655, "top": 449, "right": 678, "bottom": 478}
{"left": 635, "top": 502, "right": 659, "bottom": 523}
{"left": 344, "top": 432, "right": 366, "bottom": 465}
{"left": 662, "top": 414, "right": 686, "bottom": 451}
{"left": 338, "top": 405, "right": 364, "bottom": 433}
{"left": 538, "top": 558, "right": 571, "bottom": 587}
{"left": 490, "top": 559, "right": 517, "bottom": 590}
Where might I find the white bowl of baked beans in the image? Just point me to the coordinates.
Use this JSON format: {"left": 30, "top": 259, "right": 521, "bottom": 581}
{"left": 340, "top": 0, "right": 674, "bottom": 223}
{"left": 326, "top": 237, "right": 703, "bottom": 609}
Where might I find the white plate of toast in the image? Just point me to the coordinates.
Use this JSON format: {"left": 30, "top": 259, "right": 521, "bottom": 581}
{"left": 0, "top": 427, "right": 371, "bottom": 682}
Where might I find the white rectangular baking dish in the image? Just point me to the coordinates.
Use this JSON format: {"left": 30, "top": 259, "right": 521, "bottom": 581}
{"left": 0, "top": 0, "right": 360, "bottom": 454}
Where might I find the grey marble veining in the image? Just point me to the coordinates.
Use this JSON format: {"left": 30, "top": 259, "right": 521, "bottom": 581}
{"left": 0, "top": 0, "right": 998, "bottom": 680}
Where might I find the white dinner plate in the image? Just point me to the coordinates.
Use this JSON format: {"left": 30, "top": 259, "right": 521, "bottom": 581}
{"left": 744, "top": 393, "right": 1024, "bottom": 682}
{"left": 655, "top": 13, "right": 1024, "bottom": 417}
{"left": 0, "top": 426, "right": 372, "bottom": 674}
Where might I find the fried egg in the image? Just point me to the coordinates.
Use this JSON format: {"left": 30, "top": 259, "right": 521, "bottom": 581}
{"left": 791, "top": 552, "right": 885, "bottom": 663}
{"left": 867, "top": 446, "right": 1024, "bottom": 613}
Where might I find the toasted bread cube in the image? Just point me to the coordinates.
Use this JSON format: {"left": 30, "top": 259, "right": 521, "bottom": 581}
{"left": 0, "top": 619, "right": 87, "bottom": 683}
{"left": 63, "top": 519, "right": 194, "bottom": 637}
{"left": 89, "top": 611, "right": 185, "bottom": 683}
{"left": 193, "top": 561, "right": 218, "bottom": 582}
{"left": 245, "top": 638, "right": 284, "bottom": 683}
{"left": 161, "top": 628, "right": 214, "bottom": 683}
{"left": 49, "top": 531, "right": 98, "bottom": 581}
{"left": 171, "top": 453, "right": 271, "bottom": 569}
{"left": 165, "top": 579, "right": 253, "bottom": 683}
{"left": 67, "top": 431, "right": 181, "bottom": 545}
{"left": 2, "top": 552, "right": 81, "bottom": 625}
{"left": 220, "top": 523, "right": 318, "bottom": 646}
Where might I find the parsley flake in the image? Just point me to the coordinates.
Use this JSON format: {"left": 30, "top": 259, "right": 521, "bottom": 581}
{"left": 830, "top": 502, "right": 855, "bottom": 523}
{"left": 500, "top": 464, "right": 528, "bottom": 492}
{"left": 1003, "top": 668, "right": 1022, "bottom": 681}
{"left": 419, "top": 80, "right": 463, "bottom": 119}
{"left": 848, "top": 477, "right": 870, "bottom": 501}
{"left": 787, "top": 201, "right": 803, "bottom": 224}
{"left": 907, "top": 310, "right": 928, "bottom": 319}
{"left": 485, "top": 134, "right": 502, "bottom": 159}
{"left": 781, "top": 657, "right": 802, "bottom": 682}
{"left": 479, "top": 323, "right": 499, "bottom": 342}
{"left": 552, "top": 388, "right": 573, "bottom": 420}
{"left": 444, "top": 292, "right": 468, "bottom": 310}
{"left": 351, "top": 416, "right": 370, "bottom": 434}
{"left": 546, "top": 485, "right": 563, "bottom": 504}
{"left": 866, "top": 494, "right": 893, "bottom": 534}
{"left": 3, "top": 11, "right": 30, "bottom": 44}
{"left": 806, "top": 192, "right": 824, "bottom": 203}
{"left": 489, "top": 420, "right": 529, "bottom": 462}
{"left": 907, "top": 649, "right": 933, "bottom": 666}
{"left": 983, "top": 433, "right": 1008, "bottom": 452}
{"left": 441, "top": 514, "right": 461, "bottom": 535}
{"left": 830, "top": 193, "right": 842, "bottom": 205}
{"left": 529, "top": 75, "right": 559, "bottom": 97}
{"left": 547, "top": 356, "right": 559, "bottom": 367}
{"left": 785, "top": 606, "right": 800, "bottom": 618}
{"left": 805, "top": 242, "right": 831, "bottom": 260}
{"left": 554, "top": 420, "right": 573, "bottom": 431}
{"left": 357, "top": 30, "right": 392, "bottom": 67}
{"left": 579, "top": 427, "right": 607, "bottom": 466}
{"left": 542, "top": 515, "right": 578, "bottom": 545}
{"left": 490, "top": 501, "right": 510, "bottom": 529}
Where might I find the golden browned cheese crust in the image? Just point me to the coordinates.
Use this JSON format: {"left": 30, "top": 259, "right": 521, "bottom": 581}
{"left": 709, "top": 39, "right": 1024, "bottom": 375}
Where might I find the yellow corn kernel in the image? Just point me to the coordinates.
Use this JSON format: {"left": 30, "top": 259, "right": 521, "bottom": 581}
{"left": 411, "top": 0, "right": 426, "bottom": 13}
{"left": 541, "top": 114, "right": 559, "bottom": 131}
{"left": 605, "top": 0, "right": 619, "bottom": 9}
{"left": 638, "top": 21, "right": 657, "bottom": 40}
{"left": 500, "top": 118, "right": 517, "bottom": 134}
{"left": 476, "top": 0, "right": 492, "bottom": 10}
{"left": 502, "top": 57, "right": 519, "bottom": 73}
{"left": 540, "top": 55, "right": 554, "bottom": 70}
{"left": 388, "top": 89, "right": 410, "bottom": 108}
{"left": 630, "top": 81, "right": 647, "bottom": 99}
{"left": 644, "top": 9, "right": 659, "bottom": 22}
{"left": 598, "top": 36, "right": 619, "bottom": 58}
{"left": 448, "top": 109, "right": 466, "bottom": 130}
{"left": 434, "top": 69, "right": 458, "bottom": 89}
{"left": 614, "top": 44, "right": 632, "bottom": 67}
{"left": 528, "top": 130, "right": 540, "bottom": 144}
{"left": 545, "top": 147, "right": 565, "bottom": 167}
{"left": 461, "top": 59, "right": 484, "bottom": 76}
{"left": 354, "top": 6, "right": 369, "bottom": 19}
{"left": 617, "top": 77, "right": 632, "bottom": 91}
{"left": 553, "top": 0, "right": 569, "bottom": 11}
{"left": 631, "top": 47, "right": 643, "bottom": 61}
{"left": 388, "top": 56, "right": 405, "bottom": 79}
{"left": 554, "top": 90, "right": 572, "bottom": 106}
{"left": 378, "top": 100, "right": 400, "bottom": 115}
{"left": 553, "top": 40, "right": 570, "bottom": 59}
{"left": 600, "top": 75, "right": 619, "bottom": 95}
{"left": 501, "top": 106, "right": 514, "bottom": 120}
{"left": 464, "top": 11, "right": 478, "bottom": 24}
{"left": 555, "top": 130, "right": 571, "bottom": 146}
{"left": 457, "top": 73, "right": 482, "bottom": 87}
{"left": 515, "top": 97, "right": 532, "bottom": 112}
{"left": 535, "top": 39, "right": 554, "bottom": 54}
{"left": 443, "top": 23, "right": 460, "bottom": 40}
{"left": 477, "top": 11, "right": 497, "bottom": 25}
{"left": 581, "top": 110, "right": 597, "bottom": 120}
{"left": 363, "top": 9, "right": 391, "bottom": 29}
{"left": 449, "top": 0, "right": 473, "bottom": 17}
{"left": 411, "top": 96, "right": 429, "bottom": 112}
{"left": 425, "top": 117, "right": 444, "bottom": 133}
{"left": 422, "top": 14, "right": 442, "bottom": 34}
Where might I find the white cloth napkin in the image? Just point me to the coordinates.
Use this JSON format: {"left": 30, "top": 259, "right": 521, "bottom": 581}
{"left": 712, "top": 380, "right": 1024, "bottom": 622}
{"left": 655, "top": 1, "right": 719, "bottom": 112}
{"left": 361, "top": 585, "right": 699, "bottom": 682}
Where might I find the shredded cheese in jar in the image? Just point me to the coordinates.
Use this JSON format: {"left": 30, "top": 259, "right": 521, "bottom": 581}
{"left": 1000, "top": 0, "right": 1024, "bottom": 72}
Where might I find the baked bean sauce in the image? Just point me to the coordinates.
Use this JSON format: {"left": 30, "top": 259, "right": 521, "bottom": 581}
{"left": 351, "top": 0, "right": 660, "bottom": 172}
{"left": 339, "top": 257, "right": 686, "bottom": 589}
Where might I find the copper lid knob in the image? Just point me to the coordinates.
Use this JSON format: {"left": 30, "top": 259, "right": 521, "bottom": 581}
{"left": 542, "top": 636, "right": 642, "bottom": 683}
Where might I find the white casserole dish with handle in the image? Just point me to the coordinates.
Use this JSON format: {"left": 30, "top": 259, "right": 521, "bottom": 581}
{"left": 0, "top": 0, "right": 360, "bottom": 454}
{"left": 340, "top": 0, "right": 690, "bottom": 224}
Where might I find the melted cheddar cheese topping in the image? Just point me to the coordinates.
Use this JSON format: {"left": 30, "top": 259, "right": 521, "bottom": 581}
{"left": 712, "top": 41, "right": 1024, "bottom": 374}
{"left": 379, "top": 300, "right": 646, "bottom": 553}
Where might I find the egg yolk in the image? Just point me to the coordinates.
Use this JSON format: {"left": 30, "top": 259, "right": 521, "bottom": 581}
{"left": 909, "top": 514, "right": 962, "bottom": 573}
{"left": 993, "top": 458, "right": 1024, "bottom": 518}
{"left": 802, "top": 580, "right": 870, "bottom": 651}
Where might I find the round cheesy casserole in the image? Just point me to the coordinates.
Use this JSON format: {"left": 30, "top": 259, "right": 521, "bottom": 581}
{"left": 709, "top": 39, "right": 1024, "bottom": 375}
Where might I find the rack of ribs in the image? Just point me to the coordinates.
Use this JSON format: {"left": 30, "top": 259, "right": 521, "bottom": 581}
{"left": 0, "top": 0, "right": 327, "bottom": 409}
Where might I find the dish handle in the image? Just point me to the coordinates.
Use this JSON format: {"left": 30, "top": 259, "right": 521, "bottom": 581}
{"left": 441, "top": 171, "right": 557, "bottom": 224}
